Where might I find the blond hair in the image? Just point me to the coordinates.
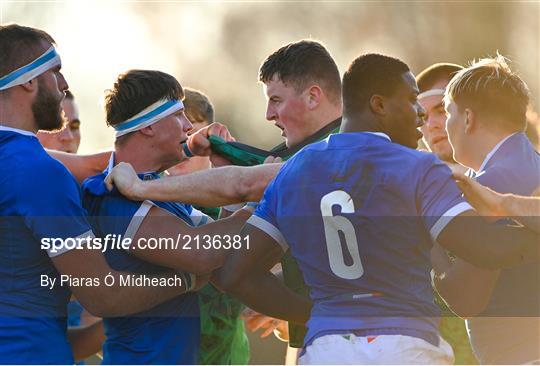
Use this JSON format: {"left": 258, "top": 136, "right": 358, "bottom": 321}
{"left": 446, "top": 54, "right": 529, "bottom": 131}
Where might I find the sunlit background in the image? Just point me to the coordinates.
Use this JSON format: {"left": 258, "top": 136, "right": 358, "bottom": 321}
{"left": 2, "top": 0, "right": 539, "bottom": 154}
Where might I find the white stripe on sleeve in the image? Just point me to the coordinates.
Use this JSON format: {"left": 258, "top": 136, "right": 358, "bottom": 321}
{"left": 247, "top": 215, "right": 289, "bottom": 251}
{"left": 430, "top": 202, "right": 474, "bottom": 241}
{"left": 124, "top": 200, "right": 157, "bottom": 248}
{"left": 46, "top": 230, "right": 95, "bottom": 258}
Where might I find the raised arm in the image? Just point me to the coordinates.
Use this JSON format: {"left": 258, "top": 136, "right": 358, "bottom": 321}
{"left": 105, "top": 162, "right": 281, "bottom": 206}
{"left": 129, "top": 204, "right": 252, "bottom": 274}
{"left": 51, "top": 247, "right": 195, "bottom": 318}
{"left": 48, "top": 150, "right": 111, "bottom": 183}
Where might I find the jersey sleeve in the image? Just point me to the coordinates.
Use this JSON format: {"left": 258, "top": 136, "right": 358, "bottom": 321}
{"left": 417, "top": 155, "right": 474, "bottom": 241}
{"left": 17, "top": 158, "right": 93, "bottom": 257}
{"left": 247, "top": 174, "right": 288, "bottom": 251}
{"left": 190, "top": 208, "right": 214, "bottom": 226}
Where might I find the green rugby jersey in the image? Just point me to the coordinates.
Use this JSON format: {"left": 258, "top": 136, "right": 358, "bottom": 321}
{"left": 195, "top": 206, "right": 250, "bottom": 364}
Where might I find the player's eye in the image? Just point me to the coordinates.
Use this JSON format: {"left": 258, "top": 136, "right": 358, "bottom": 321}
{"left": 70, "top": 120, "right": 80, "bottom": 130}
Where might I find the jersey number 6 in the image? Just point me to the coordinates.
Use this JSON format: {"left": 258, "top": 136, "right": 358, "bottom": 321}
{"left": 320, "top": 190, "right": 364, "bottom": 280}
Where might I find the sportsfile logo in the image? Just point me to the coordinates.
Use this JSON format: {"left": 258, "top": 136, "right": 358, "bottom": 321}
{"left": 41, "top": 234, "right": 132, "bottom": 253}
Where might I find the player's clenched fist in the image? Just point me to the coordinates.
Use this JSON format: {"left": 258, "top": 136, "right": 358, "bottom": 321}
{"left": 187, "top": 122, "right": 235, "bottom": 156}
{"left": 186, "top": 122, "right": 235, "bottom": 167}
{"left": 104, "top": 162, "right": 143, "bottom": 200}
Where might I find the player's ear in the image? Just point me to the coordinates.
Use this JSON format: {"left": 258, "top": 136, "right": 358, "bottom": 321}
{"left": 306, "top": 85, "right": 322, "bottom": 110}
{"left": 369, "top": 94, "right": 386, "bottom": 116}
{"left": 464, "top": 108, "right": 475, "bottom": 134}
{"left": 139, "top": 125, "right": 155, "bottom": 137}
{"left": 20, "top": 78, "right": 38, "bottom": 93}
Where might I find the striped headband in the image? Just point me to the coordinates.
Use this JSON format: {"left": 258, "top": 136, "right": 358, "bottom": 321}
{"left": 0, "top": 46, "right": 61, "bottom": 91}
{"left": 113, "top": 98, "right": 184, "bottom": 138}
{"left": 418, "top": 88, "right": 445, "bottom": 100}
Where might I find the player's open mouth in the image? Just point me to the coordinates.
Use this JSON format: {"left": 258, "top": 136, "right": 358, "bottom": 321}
{"left": 275, "top": 124, "right": 286, "bottom": 136}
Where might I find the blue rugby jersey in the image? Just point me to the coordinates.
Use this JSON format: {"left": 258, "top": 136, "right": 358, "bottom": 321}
{"left": 0, "top": 126, "right": 93, "bottom": 364}
{"left": 249, "top": 132, "right": 472, "bottom": 347}
{"left": 82, "top": 162, "right": 200, "bottom": 365}
{"left": 465, "top": 132, "right": 540, "bottom": 364}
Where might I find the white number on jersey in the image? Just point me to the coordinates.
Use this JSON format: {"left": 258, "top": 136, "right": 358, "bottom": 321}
{"left": 320, "top": 190, "right": 364, "bottom": 280}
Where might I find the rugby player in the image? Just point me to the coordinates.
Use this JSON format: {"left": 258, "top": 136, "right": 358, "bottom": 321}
{"left": 432, "top": 56, "right": 540, "bottom": 364}
{"left": 417, "top": 63, "right": 467, "bottom": 174}
{"left": 0, "top": 24, "right": 200, "bottom": 364}
{"left": 256, "top": 39, "right": 342, "bottom": 348}
{"left": 215, "top": 53, "right": 539, "bottom": 364}
{"left": 81, "top": 69, "right": 259, "bottom": 364}
{"left": 416, "top": 62, "right": 477, "bottom": 364}
{"left": 34, "top": 88, "right": 105, "bottom": 363}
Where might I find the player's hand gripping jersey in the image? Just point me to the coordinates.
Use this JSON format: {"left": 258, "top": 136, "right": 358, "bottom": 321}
{"left": 249, "top": 132, "right": 472, "bottom": 347}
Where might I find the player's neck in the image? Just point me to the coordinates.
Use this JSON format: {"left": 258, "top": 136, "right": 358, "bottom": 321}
{"left": 0, "top": 99, "right": 37, "bottom": 133}
{"left": 468, "top": 131, "right": 515, "bottom": 172}
{"left": 114, "top": 145, "right": 163, "bottom": 174}
{"left": 312, "top": 103, "right": 341, "bottom": 130}
{"left": 341, "top": 113, "right": 383, "bottom": 135}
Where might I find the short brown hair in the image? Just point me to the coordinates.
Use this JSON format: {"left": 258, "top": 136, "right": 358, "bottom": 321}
{"left": 105, "top": 69, "right": 184, "bottom": 128}
{"left": 183, "top": 88, "right": 214, "bottom": 124}
{"left": 0, "top": 24, "right": 55, "bottom": 88}
{"left": 259, "top": 40, "right": 341, "bottom": 105}
{"left": 105, "top": 70, "right": 184, "bottom": 144}
{"left": 446, "top": 55, "right": 529, "bottom": 131}
{"left": 416, "top": 63, "right": 463, "bottom": 92}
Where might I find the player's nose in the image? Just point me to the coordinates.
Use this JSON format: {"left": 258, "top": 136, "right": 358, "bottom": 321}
{"left": 266, "top": 104, "right": 277, "bottom": 121}
{"left": 59, "top": 126, "right": 74, "bottom": 141}
{"left": 181, "top": 115, "right": 193, "bottom": 133}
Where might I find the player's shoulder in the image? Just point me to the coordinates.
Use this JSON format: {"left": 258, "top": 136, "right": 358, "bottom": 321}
{"left": 82, "top": 172, "right": 129, "bottom": 205}
{"left": 82, "top": 172, "right": 145, "bottom": 218}
{"left": 81, "top": 171, "right": 108, "bottom": 196}
{"left": 10, "top": 139, "right": 78, "bottom": 188}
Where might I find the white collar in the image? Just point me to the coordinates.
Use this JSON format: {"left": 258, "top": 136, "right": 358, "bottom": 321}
{"left": 0, "top": 125, "right": 36, "bottom": 137}
{"left": 477, "top": 132, "right": 517, "bottom": 173}
{"left": 364, "top": 132, "right": 391, "bottom": 141}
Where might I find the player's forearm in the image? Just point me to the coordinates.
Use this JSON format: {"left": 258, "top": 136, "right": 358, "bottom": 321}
{"left": 77, "top": 270, "right": 190, "bottom": 317}
{"left": 438, "top": 214, "right": 540, "bottom": 269}
{"left": 67, "top": 320, "right": 105, "bottom": 361}
{"left": 133, "top": 164, "right": 280, "bottom": 206}
{"left": 502, "top": 194, "right": 540, "bottom": 233}
{"left": 48, "top": 149, "right": 111, "bottom": 183}
{"left": 131, "top": 209, "right": 252, "bottom": 274}
{"left": 217, "top": 270, "right": 311, "bottom": 324}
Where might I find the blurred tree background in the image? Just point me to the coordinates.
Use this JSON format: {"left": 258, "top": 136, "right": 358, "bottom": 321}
{"left": 2, "top": 1, "right": 538, "bottom": 153}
